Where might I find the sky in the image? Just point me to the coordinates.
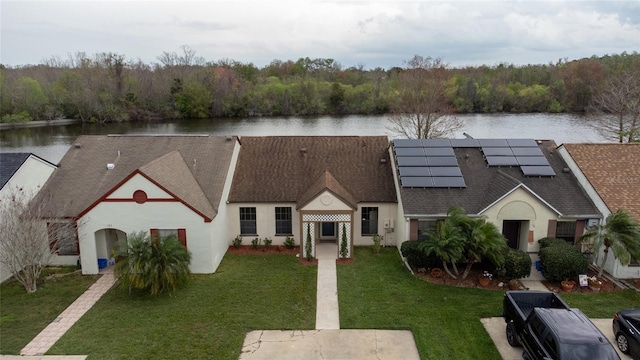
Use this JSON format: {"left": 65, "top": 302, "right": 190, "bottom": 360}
{"left": 1, "top": 0, "right": 639, "bottom": 70}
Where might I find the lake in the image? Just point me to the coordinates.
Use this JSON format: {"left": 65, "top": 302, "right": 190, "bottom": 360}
{"left": 0, "top": 113, "right": 609, "bottom": 163}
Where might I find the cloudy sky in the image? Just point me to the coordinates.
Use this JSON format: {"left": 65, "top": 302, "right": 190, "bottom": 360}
{"left": 1, "top": 0, "right": 639, "bottom": 69}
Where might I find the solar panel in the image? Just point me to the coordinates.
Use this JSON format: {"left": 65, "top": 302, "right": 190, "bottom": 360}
{"left": 424, "top": 147, "right": 455, "bottom": 157}
{"left": 450, "top": 138, "right": 480, "bottom": 148}
{"left": 401, "top": 176, "right": 434, "bottom": 187}
{"left": 486, "top": 156, "right": 519, "bottom": 166}
{"left": 395, "top": 147, "right": 425, "bottom": 157}
{"left": 479, "top": 139, "right": 509, "bottom": 147}
{"left": 427, "top": 156, "right": 459, "bottom": 166}
{"left": 482, "top": 147, "right": 514, "bottom": 156}
{"left": 521, "top": 166, "right": 556, "bottom": 176}
{"left": 398, "top": 167, "right": 430, "bottom": 177}
{"left": 396, "top": 156, "right": 428, "bottom": 167}
{"left": 432, "top": 177, "right": 467, "bottom": 188}
{"left": 511, "top": 147, "right": 544, "bottom": 156}
{"left": 507, "top": 139, "right": 538, "bottom": 148}
{"left": 517, "top": 156, "right": 550, "bottom": 166}
{"left": 422, "top": 139, "right": 452, "bottom": 147}
{"left": 428, "top": 167, "right": 463, "bottom": 177}
{"left": 393, "top": 139, "right": 423, "bottom": 148}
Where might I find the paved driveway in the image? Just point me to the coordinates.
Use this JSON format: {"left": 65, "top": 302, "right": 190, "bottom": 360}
{"left": 482, "top": 317, "right": 631, "bottom": 360}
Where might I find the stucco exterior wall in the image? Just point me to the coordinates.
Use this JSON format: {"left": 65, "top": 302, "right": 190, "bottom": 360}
{"left": 352, "top": 202, "right": 398, "bottom": 246}
{"left": 480, "top": 187, "right": 559, "bottom": 253}
{"left": 389, "top": 146, "right": 408, "bottom": 250}
{"left": 227, "top": 202, "right": 301, "bottom": 245}
{"left": 108, "top": 174, "right": 173, "bottom": 199}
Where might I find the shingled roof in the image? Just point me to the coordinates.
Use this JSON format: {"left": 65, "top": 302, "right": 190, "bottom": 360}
{"left": 36, "top": 135, "right": 238, "bottom": 219}
{"left": 398, "top": 140, "right": 599, "bottom": 217}
{"left": 562, "top": 143, "right": 640, "bottom": 221}
{"left": 228, "top": 136, "right": 396, "bottom": 205}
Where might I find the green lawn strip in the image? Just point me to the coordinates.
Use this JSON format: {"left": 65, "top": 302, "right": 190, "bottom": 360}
{"left": 0, "top": 269, "right": 99, "bottom": 354}
{"left": 337, "top": 247, "right": 640, "bottom": 360}
{"left": 49, "top": 253, "right": 316, "bottom": 359}
{"left": 561, "top": 290, "right": 640, "bottom": 318}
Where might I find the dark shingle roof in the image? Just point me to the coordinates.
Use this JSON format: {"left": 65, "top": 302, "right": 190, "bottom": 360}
{"left": 398, "top": 140, "right": 599, "bottom": 217}
{"left": 36, "top": 135, "right": 238, "bottom": 219}
{"left": 228, "top": 136, "right": 397, "bottom": 205}
{"left": 562, "top": 143, "right": 640, "bottom": 221}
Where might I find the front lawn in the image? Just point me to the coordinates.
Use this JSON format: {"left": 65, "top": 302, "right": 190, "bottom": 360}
{"left": 49, "top": 253, "right": 316, "bottom": 359}
{"left": 0, "top": 268, "right": 99, "bottom": 354}
{"left": 338, "top": 247, "right": 640, "bottom": 360}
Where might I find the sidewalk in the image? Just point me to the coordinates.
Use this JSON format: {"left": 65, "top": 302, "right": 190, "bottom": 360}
{"left": 20, "top": 268, "right": 116, "bottom": 356}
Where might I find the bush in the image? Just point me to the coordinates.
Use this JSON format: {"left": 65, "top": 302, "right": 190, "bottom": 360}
{"left": 232, "top": 235, "right": 242, "bottom": 248}
{"left": 263, "top": 237, "right": 272, "bottom": 248}
{"left": 502, "top": 248, "right": 532, "bottom": 279}
{"left": 538, "top": 237, "right": 568, "bottom": 249}
{"left": 251, "top": 237, "right": 261, "bottom": 249}
{"left": 539, "top": 242, "right": 588, "bottom": 282}
{"left": 400, "top": 241, "right": 440, "bottom": 269}
{"left": 283, "top": 236, "right": 295, "bottom": 249}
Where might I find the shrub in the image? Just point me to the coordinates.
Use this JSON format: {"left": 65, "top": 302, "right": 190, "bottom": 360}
{"left": 232, "top": 235, "right": 242, "bottom": 248}
{"left": 251, "top": 237, "right": 261, "bottom": 249}
{"left": 340, "top": 223, "right": 348, "bottom": 258}
{"left": 538, "top": 237, "right": 568, "bottom": 249}
{"left": 305, "top": 223, "right": 313, "bottom": 261}
{"left": 539, "top": 242, "right": 588, "bottom": 282}
{"left": 400, "top": 241, "right": 440, "bottom": 269}
{"left": 502, "top": 248, "right": 532, "bottom": 279}
{"left": 372, "top": 234, "right": 381, "bottom": 255}
{"left": 283, "top": 236, "right": 295, "bottom": 249}
{"left": 263, "top": 237, "right": 272, "bottom": 248}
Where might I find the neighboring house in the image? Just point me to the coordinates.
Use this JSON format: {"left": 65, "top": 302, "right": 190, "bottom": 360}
{"left": 33, "top": 135, "right": 241, "bottom": 275}
{"left": 0, "top": 152, "right": 58, "bottom": 282}
{"left": 227, "top": 136, "right": 397, "bottom": 259}
{"left": 389, "top": 138, "right": 601, "bottom": 254}
{"left": 558, "top": 143, "right": 640, "bottom": 278}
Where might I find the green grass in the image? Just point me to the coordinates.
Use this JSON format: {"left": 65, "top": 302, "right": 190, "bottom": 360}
{"left": 0, "top": 268, "right": 100, "bottom": 354}
{"left": 49, "top": 253, "right": 316, "bottom": 359}
{"left": 338, "top": 247, "right": 640, "bottom": 360}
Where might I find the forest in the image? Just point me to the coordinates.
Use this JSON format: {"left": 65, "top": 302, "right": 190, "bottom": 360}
{"left": 0, "top": 49, "right": 638, "bottom": 124}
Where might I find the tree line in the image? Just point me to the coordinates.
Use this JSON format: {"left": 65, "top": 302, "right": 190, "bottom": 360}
{"left": 1, "top": 47, "right": 638, "bottom": 125}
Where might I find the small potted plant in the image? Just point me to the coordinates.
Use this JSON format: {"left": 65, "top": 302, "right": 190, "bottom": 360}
{"left": 509, "top": 279, "right": 520, "bottom": 290}
{"left": 587, "top": 276, "right": 602, "bottom": 292}
{"left": 479, "top": 271, "right": 492, "bottom": 286}
{"left": 430, "top": 268, "right": 444, "bottom": 278}
{"left": 561, "top": 279, "right": 576, "bottom": 292}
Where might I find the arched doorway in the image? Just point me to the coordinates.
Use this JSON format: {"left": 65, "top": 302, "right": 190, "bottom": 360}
{"left": 94, "top": 228, "right": 127, "bottom": 269}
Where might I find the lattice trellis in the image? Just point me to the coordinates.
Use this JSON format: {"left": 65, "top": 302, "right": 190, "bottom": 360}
{"left": 302, "top": 222, "right": 316, "bottom": 259}
{"left": 337, "top": 221, "right": 351, "bottom": 258}
{"left": 302, "top": 213, "right": 351, "bottom": 222}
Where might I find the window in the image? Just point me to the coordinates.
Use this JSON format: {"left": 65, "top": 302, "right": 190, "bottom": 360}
{"left": 361, "top": 207, "right": 379, "bottom": 236}
{"left": 48, "top": 222, "right": 79, "bottom": 255}
{"left": 240, "top": 207, "right": 257, "bottom": 235}
{"left": 418, "top": 220, "right": 437, "bottom": 241}
{"left": 555, "top": 222, "right": 577, "bottom": 243}
{"left": 275, "top": 207, "right": 292, "bottom": 235}
{"left": 150, "top": 229, "right": 187, "bottom": 247}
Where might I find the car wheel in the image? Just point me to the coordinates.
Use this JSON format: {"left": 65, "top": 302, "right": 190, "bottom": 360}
{"left": 506, "top": 322, "right": 520, "bottom": 347}
{"left": 616, "top": 333, "right": 629, "bottom": 354}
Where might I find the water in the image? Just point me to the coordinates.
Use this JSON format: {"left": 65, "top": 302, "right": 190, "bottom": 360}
{"left": 0, "top": 113, "right": 609, "bottom": 163}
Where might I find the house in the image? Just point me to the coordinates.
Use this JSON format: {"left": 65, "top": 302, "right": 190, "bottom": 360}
{"left": 389, "top": 138, "right": 601, "bottom": 254}
{"left": 33, "top": 135, "right": 240, "bottom": 275}
{"left": 227, "top": 136, "right": 397, "bottom": 258}
{"left": 0, "top": 152, "right": 58, "bottom": 282}
{"left": 558, "top": 143, "right": 640, "bottom": 278}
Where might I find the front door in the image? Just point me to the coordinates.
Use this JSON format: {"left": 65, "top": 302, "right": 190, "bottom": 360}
{"left": 320, "top": 222, "right": 336, "bottom": 242}
{"left": 502, "top": 220, "right": 521, "bottom": 249}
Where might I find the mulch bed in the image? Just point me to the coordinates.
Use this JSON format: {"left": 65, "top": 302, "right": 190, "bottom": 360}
{"left": 227, "top": 245, "right": 300, "bottom": 255}
{"left": 542, "top": 269, "right": 625, "bottom": 293}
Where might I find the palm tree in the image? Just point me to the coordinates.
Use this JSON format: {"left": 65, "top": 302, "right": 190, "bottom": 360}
{"left": 460, "top": 218, "right": 508, "bottom": 279}
{"left": 580, "top": 209, "right": 640, "bottom": 277}
{"left": 419, "top": 209, "right": 465, "bottom": 279}
{"left": 115, "top": 231, "right": 191, "bottom": 295}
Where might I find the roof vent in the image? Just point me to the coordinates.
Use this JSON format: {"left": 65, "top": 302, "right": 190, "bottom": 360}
{"left": 74, "top": 143, "right": 82, "bottom": 148}
{"left": 106, "top": 163, "right": 115, "bottom": 170}
{"left": 300, "top": 147, "right": 307, "bottom": 153}
{"left": 380, "top": 158, "right": 387, "bottom": 164}
{"left": 226, "top": 136, "right": 233, "bottom": 141}
{"left": 563, "top": 167, "right": 570, "bottom": 173}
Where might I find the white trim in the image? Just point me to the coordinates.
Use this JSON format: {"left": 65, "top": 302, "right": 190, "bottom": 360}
{"left": 477, "top": 183, "right": 562, "bottom": 216}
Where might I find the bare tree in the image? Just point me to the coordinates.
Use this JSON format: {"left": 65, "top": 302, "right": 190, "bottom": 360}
{"left": 588, "top": 69, "right": 640, "bottom": 143}
{"left": 0, "top": 189, "right": 77, "bottom": 293}
{"left": 388, "top": 55, "right": 462, "bottom": 139}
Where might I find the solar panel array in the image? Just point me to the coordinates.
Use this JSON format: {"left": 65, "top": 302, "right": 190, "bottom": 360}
{"left": 393, "top": 139, "right": 466, "bottom": 188}
{"left": 479, "top": 139, "right": 555, "bottom": 177}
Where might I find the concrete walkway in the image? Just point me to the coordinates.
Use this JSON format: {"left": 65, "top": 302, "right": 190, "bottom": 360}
{"left": 240, "top": 243, "right": 421, "bottom": 359}
{"left": 20, "top": 268, "right": 116, "bottom": 356}
{"left": 519, "top": 253, "right": 548, "bottom": 291}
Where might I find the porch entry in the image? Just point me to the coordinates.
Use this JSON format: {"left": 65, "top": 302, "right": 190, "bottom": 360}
{"left": 301, "top": 213, "right": 352, "bottom": 259}
{"left": 502, "top": 220, "right": 521, "bottom": 250}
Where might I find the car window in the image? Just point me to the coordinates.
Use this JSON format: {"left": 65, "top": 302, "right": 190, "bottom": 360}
{"left": 561, "top": 343, "right": 620, "bottom": 360}
{"left": 543, "top": 334, "right": 558, "bottom": 359}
